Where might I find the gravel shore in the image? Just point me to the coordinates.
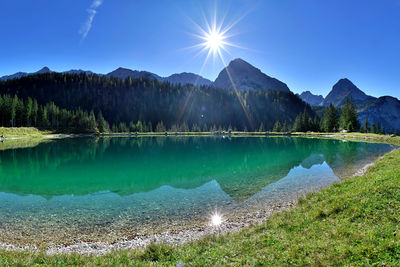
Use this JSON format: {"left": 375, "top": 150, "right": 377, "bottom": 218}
{"left": 45, "top": 201, "right": 295, "bottom": 256}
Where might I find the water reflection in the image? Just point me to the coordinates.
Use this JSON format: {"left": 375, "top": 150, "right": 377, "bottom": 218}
{"left": 0, "top": 137, "right": 394, "bottom": 201}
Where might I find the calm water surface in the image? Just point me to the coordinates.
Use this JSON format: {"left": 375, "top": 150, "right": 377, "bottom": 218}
{"left": 0, "top": 136, "right": 395, "bottom": 245}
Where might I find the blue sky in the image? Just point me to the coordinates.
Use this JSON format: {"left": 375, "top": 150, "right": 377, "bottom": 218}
{"left": 0, "top": 0, "right": 399, "bottom": 98}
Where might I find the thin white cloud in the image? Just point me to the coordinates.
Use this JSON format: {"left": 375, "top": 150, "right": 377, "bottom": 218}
{"left": 79, "top": 0, "right": 103, "bottom": 40}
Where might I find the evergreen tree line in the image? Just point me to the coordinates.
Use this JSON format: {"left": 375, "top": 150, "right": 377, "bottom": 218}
{"left": 269, "top": 98, "right": 394, "bottom": 134}
{"left": 0, "top": 73, "right": 314, "bottom": 132}
{"left": 1, "top": 74, "right": 394, "bottom": 134}
{"left": 0, "top": 94, "right": 107, "bottom": 133}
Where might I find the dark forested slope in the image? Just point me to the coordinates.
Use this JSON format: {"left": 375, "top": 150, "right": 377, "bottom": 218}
{"left": 0, "top": 72, "right": 314, "bottom": 131}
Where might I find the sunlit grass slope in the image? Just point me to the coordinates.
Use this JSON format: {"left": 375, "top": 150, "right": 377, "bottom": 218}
{"left": 0, "top": 127, "right": 49, "bottom": 138}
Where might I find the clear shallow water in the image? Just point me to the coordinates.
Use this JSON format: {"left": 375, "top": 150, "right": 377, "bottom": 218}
{"left": 0, "top": 136, "right": 395, "bottom": 245}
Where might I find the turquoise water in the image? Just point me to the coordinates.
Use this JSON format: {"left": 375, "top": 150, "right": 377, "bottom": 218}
{"left": 0, "top": 136, "right": 395, "bottom": 245}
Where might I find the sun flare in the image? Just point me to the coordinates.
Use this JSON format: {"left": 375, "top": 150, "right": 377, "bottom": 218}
{"left": 211, "top": 213, "right": 223, "bottom": 226}
{"left": 204, "top": 30, "right": 225, "bottom": 53}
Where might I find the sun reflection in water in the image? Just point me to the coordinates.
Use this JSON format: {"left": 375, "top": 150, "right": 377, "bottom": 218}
{"left": 210, "top": 212, "right": 223, "bottom": 227}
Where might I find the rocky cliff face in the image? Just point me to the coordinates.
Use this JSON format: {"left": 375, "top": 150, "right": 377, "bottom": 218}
{"left": 322, "top": 78, "right": 374, "bottom": 107}
{"left": 213, "top": 58, "right": 290, "bottom": 92}
{"left": 299, "top": 91, "right": 324, "bottom": 106}
{"left": 358, "top": 96, "right": 400, "bottom": 131}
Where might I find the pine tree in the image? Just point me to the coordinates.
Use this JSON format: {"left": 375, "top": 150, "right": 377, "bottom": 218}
{"left": 136, "top": 120, "right": 143, "bottom": 132}
{"left": 377, "top": 121, "right": 382, "bottom": 134}
{"left": 371, "top": 123, "right": 377, "bottom": 134}
{"left": 339, "top": 98, "right": 359, "bottom": 132}
{"left": 301, "top": 108, "right": 310, "bottom": 131}
{"left": 282, "top": 121, "right": 290, "bottom": 132}
{"left": 88, "top": 110, "right": 98, "bottom": 132}
{"left": 97, "top": 111, "right": 108, "bottom": 132}
{"left": 313, "top": 116, "right": 321, "bottom": 132}
{"left": 293, "top": 114, "right": 302, "bottom": 132}
{"left": 258, "top": 122, "right": 265, "bottom": 132}
{"left": 363, "top": 117, "right": 370, "bottom": 133}
{"left": 155, "top": 121, "right": 166, "bottom": 132}
{"left": 273, "top": 121, "right": 282, "bottom": 132}
{"left": 25, "top": 97, "right": 33, "bottom": 126}
{"left": 11, "top": 95, "right": 18, "bottom": 127}
{"left": 147, "top": 121, "right": 153, "bottom": 132}
{"left": 322, "top": 104, "right": 339, "bottom": 132}
{"left": 32, "top": 99, "right": 39, "bottom": 127}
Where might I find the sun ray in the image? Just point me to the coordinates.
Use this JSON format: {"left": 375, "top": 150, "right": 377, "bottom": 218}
{"left": 179, "top": 6, "right": 255, "bottom": 130}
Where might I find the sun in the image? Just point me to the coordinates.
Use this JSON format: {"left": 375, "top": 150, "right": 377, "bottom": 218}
{"left": 205, "top": 30, "right": 225, "bottom": 53}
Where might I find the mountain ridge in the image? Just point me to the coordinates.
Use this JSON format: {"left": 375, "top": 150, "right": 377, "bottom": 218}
{"left": 1, "top": 67, "right": 213, "bottom": 87}
{"left": 303, "top": 79, "right": 400, "bottom": 131}
{"left": 212, "top": 58, "right": 290, "bottom": 92}
{"left": 298, "top": 91, "right": 324, "bottom": 106}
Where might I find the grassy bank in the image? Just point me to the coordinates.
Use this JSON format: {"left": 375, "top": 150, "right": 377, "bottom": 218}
{"left": 0, "top": 134, "right": 399, "bottom": 265}
{"left": 0, "top": 127, "right": 50, "bottom": 138}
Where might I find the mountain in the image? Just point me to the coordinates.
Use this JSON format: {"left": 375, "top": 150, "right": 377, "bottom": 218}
{"left": 163, "top": 72, "right": 212, "bottom": 86}
{"left": 358, "top": 96, "right": 400, "bottom": 131}
{"left": 319, "top": 78, "right": 400, "bottom": 131}
{"left": 213, "top": 58, "right": 290, "bottom": 92}
{"left": 299, "top": 91, "right": 324, "bottom": 106}
{"left": 1, "top": 67, "right": 211, "bottom": 87}
{"left": 0, "top": 67, "right": 52, "bottom": 81}
{"left": 0, "top": 71, "right": 314, "bottom": 131}
{"left": 106, "top": 68, "right": 212, "bottom": 86}
{"left": 322, "top": 78, "right": 374, "bottom": 107}
{"left": 63, "top": 69, "right": 95, "bottom": 75}
{"left": 105, "top": 67, "right": 162, "bottom": 80}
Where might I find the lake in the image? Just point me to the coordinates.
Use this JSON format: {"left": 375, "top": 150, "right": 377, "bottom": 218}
{"left": 0, "top": 136, "right": 395, "bottom": 245}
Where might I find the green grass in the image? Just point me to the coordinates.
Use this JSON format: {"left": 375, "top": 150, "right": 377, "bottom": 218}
{"left": 0, "top": 127, "right": 50, "bottom": 138}
{"left": 0, "top": 133, "right": 400, "bottom": 266}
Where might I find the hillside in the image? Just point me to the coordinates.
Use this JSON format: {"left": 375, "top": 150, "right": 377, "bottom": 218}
{"left": 0, "top": 72, "right": 314, "bottom": 131}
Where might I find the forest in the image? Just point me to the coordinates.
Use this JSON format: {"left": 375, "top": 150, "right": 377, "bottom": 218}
{"left": 0, "top": 73, "right": 390, "bottom": 134}
{"left": 0, "top": 73, "right": 314, "bottom": 132}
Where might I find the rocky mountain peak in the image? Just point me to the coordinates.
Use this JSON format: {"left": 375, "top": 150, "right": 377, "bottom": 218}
{"left": 213, "top": 58, "right": 290, "bottom": 92}
{"left": 322, "top": 78, "right": 373, "bottom": 107}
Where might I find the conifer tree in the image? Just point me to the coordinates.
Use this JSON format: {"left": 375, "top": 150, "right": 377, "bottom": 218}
{"left": 339, "top": 98, "right": 359, "bottom": 132}
{"left": 97, "top": 111, "right": 108, "bottom": 133}
{"left": 258, "top": 122, "right": 265, "bottom": 132}
{"left": 322, "top": 104, "right": 339, "bottom": 132}
{"left": 155, "top": 121, "right": 166, "bottom": 132}
{"left": 371, "top": 123, "right": 377, "bottom": 134}
{"left": 363, "top": 117, "right": 370, "bottom": 133}
{"left": 273, "top": 121, "right": 282, "bottom": 132}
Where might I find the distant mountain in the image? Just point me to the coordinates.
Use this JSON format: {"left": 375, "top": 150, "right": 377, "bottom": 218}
{"left": 358, "top": 96, "right": 400, "bottom": 131}
{"left": 0, "top": 67, "right": 52, "bottom": 81}
{"left": 106, "top": 68, "right": 212, "bottom": 87}
{"left": 106, "top": 67, "right": 162, "bottom": 81}
{"left": 322, "top": 78, "right": 374, "bottom": 107}
{"left": 63, "top": 69, "right": 95, "bottom": 75}
{"left": 213, "top": 58, "right": 291, "bottom": 92}
{"left": 318, "top": 78, "right": 400, "bottom": 131}
{"left": 299, "top": 91, "right": 324, "bottom": 106}
{"left": 1, "top": 67, "right": 211, "bottom": 87}
{"left": 163, "top": 72, "right": 212, "bottom": 86}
